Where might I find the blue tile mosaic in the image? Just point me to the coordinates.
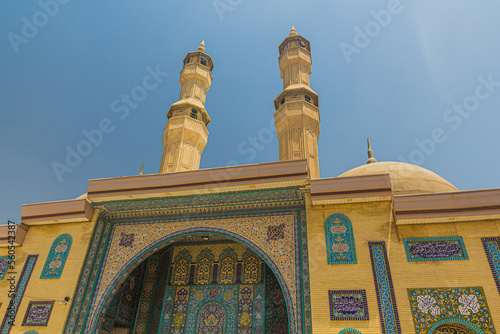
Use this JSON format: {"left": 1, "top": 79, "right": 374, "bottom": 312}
{"left": 325, "top": 214, "right": 356, "bottom": 265}
{"left": 328, "top": 290, "right": 368, "bottom": 321}
{"left": 369, "top": 242, "right": 401, "bottom": 334}
{"left": 403, "top": 237, "right": 468, "bottom": 262}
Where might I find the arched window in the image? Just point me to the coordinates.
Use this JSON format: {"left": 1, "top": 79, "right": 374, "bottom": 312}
{"left": 190, "top": 108, "right": 198, "bottom": 119}
{"left": 196, "top": 257, "right": 212, "bottom": 284}
{"left": 325, "top": 214, "right": 357, "bottom": 265}
{"left": 305, "top": 95, "right": 311, "bottom": 103}
{"left": 173, "top": 258, "right": 189, "bottom": 285}
{"left": 201, "top": 56, "right": 208, "bottom": 66}
{"left": 40, "top": 234, "right": 72, "bottom": 279}
{"left": 243, "top": 256, "right": 259, "bottom": 283}
{"left": 219, "top": 257, "right": 235, "bottom": 284}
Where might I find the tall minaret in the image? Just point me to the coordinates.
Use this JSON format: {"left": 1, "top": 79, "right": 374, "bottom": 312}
{"left": 159, "top": 41, "right": 214, "bottom": 173}
{"left": 274, "top": 27, "right": 320, "bottom": 178}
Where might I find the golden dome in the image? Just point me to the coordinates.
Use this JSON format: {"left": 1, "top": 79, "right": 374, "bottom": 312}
{"left": 338, "top": 161, "right": 458, "bottom": 195}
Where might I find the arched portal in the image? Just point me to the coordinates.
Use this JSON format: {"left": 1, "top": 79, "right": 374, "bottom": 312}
{"left": 428, "top": 318, "right": 486, "bottom": 334}
{"left": 64, "top": 190, "right": 311, "bottom": 334}
{"left": 97, "top": 234, "right": 289, "bottom": 334}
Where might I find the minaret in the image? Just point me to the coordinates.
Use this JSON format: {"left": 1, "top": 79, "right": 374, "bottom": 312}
{"left": 274, "top": 27, "right": 320, "bottom": 178}
{"left": 159, "top": 41, "right": 214, "bottom": 173}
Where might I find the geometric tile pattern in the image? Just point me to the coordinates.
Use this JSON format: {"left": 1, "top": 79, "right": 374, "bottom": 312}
{"left": 236, "top": 286, "right": 253, "bottom": 333}
{"left": 22, "top": 301, "right": 54, "bottom": 326}
{"left": 299, "top": 210, "right": 312, "bottom": 333}
{"left": 160, "top": 284, "right": 264, "bottom": 334}
{"left": 87, "top": 213, "right": 298, "bottom": 332}
{"left": 115, "top": 262, "right": 146, "bottom": 327}
{"left": 408, "top": 287, "right": 496, "bottom": 334}
{"left": 0, "top": 257, "right": 9, "bottom": 280}
{"left": 0, "top": 254, "right": 38, "bottom": 334}
{"left": 40, "top": 234, "right": 72, "bottom": 279}
{"left": 65, "top": 214, "right": 111, "bottom": 334}
{"left": 325, "top": 214, "right": 356, "bottom": 265}
{"left": 252, "top": 284, "right": 265, "bottom": 334}
{"left": 145, "top": 251, "right": 172, "bottom": 334}
{"left": 482, "top": 237, "right": 500, "bottom": 294}
{"left": 91, "top": 188, "right": 305, "bottom": 216}
{"left": 119, "top": 233, "right": 135, "bottom": 248}
{"left": 64, "top": 188, "right": 310, "bottom": 334}
{"left": 133, "top": 253, "right": 160, "bottom": 334}
{"left": 369, "top": 242, "right": 401, "bottom": 334}
{"left": 159, "top": 287, "right": 176, "bottom": 333}
{"left": 328, "top": 290, "right": 369, "bottom": 321}
{"left": 196, "top": 302, "right": 226, "bottom": 333}
{"left": 265, "top": 266, "right": 288, "bottom": 334}
{"left": 267, "top": 224, "right": 285, "bottom": 241}
{"left": 170, "top": 287, "right": 190, "bottom": 334}
{"left": 403, "top": 237, "right": 468, "bottom": 262}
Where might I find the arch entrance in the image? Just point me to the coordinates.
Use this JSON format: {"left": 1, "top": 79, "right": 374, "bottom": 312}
{"left": 98, "top": 234, "right": 289, "bottom": 334}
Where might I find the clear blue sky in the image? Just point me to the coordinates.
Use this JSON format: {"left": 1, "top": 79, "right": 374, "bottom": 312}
{"left": 2, "top": 0, "right": 500, "bottom": 224}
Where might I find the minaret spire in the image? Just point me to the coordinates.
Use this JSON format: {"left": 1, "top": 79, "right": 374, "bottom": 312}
{"left": 197, "top": 40, "right": 205, "bottom": 53}
{"left": 159, "top": 41, "right": 214, "bottom": 173}
{"left": 367, "top": 138, "right": 377, "bottom": 164}
{"left": 274, "top": 28, "right": 320, "bottom": 178}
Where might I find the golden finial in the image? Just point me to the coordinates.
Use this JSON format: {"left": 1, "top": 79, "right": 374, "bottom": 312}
{"left": 139, "top": 162, "right": 144, "bottom": 175}
{"left": 367, "top": 138, "right": 377, "bottom": 164}
{"left": 197, "top": 40, "right": 205, "bottom": 53}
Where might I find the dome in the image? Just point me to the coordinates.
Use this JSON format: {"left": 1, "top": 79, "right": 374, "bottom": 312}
{"left": 338, "top": 161, "right": 458, "bottom": 195}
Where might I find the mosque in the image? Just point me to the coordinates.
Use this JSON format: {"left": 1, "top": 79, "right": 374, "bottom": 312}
{"left": 1, "top": 27, "right": 499, "bottom": 334}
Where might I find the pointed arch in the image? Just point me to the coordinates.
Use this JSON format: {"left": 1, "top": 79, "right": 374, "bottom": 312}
{"left": 243, "top": 256, "right": 259, "bottom": 283}
{"left": 195, "top": 248, "right": 214, "bottom": 285}
{"left": 195, "top": 301, "right": 227, "bottom": 333}
{"left": 325, "top": 214, "right": 356, "bottom": 265}
{"left": 428, "top": 318, "right": 485, "bottom": 334}
{"left": 218, "top": 246, "right": 237, "bottom": 284}
{"left": 87, "top": 226, "right": 297, "bottom": 334}
{"left": 172, "top": 251, "right": 190, "bottom": 286}
{"left": 40, "top": 234, "right": 72, "bottom": 279}
{"left": 219, "top": 257, "right": 235, "bottom": 284}
{"left": 195, "top": 257, "right": 212, "bottom": 284}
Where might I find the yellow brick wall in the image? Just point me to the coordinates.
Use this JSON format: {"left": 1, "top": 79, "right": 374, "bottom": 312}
{"left": 306, "top": 194, "right": 500, "bottom": 333}
{"left": 0, "top": 211, "right": 98, "bottom": 333}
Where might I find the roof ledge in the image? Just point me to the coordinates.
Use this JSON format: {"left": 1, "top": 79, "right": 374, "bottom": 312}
{"left": 0, "top": 223, "right": 28, "bottom": 247}
{"left": 394, "top": 188, "right": 500, "bottom": 225}
{"left": 87, "top": 160, "right": 310, "bottom": 203}
{"left": 310, "top": 173, "right": 392, "bottom": 205}
{"left": 21, "top": 198, "right": 94, "bottom": 225}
